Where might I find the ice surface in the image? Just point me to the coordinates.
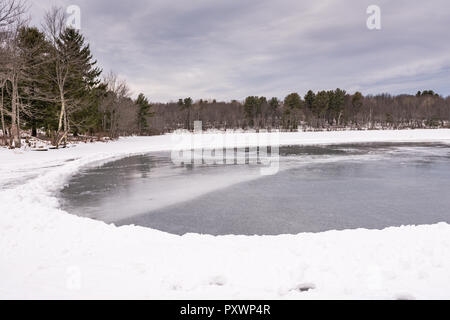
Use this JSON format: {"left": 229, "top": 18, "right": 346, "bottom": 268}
{"left": 60, "top": 143, "right": 450, "bottom": 235}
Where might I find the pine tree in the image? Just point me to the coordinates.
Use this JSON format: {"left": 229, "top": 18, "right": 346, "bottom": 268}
{"left": 244, "top": 96, "right": 263, "bottom": 127}
{"left": 58, "top": 28, "right": 102, "bottom": 139}
{"left": 269, "top": 97, "right": 280, "bottom": 111}
{"left": 42, "top": 7, "right": 102, "bottom": 146}
{"left": 351, "top": 92, "right": 363, "bottom": 125}
{"left": 331, "top": 88, "right": 346, "bottom": 125}
{"left": 313, "top": 91, "right": 330, "bottom": 120}
{"left": 17, "top": 26, "right": 55, "bottom": 137}
{"left": 136, "top": 93, "right": 153, "bottom": 135}
{"left": 304, "top": 90, "right": 315, "bottom": 111}
{"left": 284, "top": 93, "right": 303, "bottom": 110}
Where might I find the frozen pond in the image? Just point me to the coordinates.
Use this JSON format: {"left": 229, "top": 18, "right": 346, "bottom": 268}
{"left": 60, "top": 143, "right": 450, "bottom": 235}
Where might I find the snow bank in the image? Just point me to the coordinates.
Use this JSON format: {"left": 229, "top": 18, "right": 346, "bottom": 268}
{"left": 1, "top": 129, "right": 450, "bottom": 299}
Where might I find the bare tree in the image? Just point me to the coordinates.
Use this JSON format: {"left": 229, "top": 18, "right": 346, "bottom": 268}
{"left": 0, "top": 37, "right": 7, "bottom": 145}
{"left": 0, "top": 27, "right": 9, "bottom": 145}
{"left": 40, "top": 7, "right": 69, "bottom": 146}
{"left": 0, "top": 0, "right": 26, "bottom": 27}
{"left": 41, "top": 6, "right": 103, "bottom": 146}
{"left": 0, "top": 5, "right": 29, "bottom": 147}
{"left": 100, "top": 71, "right": 133, "bottom": 137}
{"left": 0, "top": 85, "right": 6, "bottom": 145}
{"left": 0, "top": 0, "right": 28, "bottom": 146}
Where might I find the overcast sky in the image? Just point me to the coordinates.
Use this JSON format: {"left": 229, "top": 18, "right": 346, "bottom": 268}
{"left": 29, "top": 0, "right": 450, "bottom": 101}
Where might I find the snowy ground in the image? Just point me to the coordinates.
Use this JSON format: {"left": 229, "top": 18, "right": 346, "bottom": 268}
{"left": 1, "top": 129, "right": 450, "bottom": 299}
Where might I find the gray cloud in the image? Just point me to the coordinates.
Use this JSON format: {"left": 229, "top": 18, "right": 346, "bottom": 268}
{"left": 30, "top": 0, "right": 450, "bottom": 101}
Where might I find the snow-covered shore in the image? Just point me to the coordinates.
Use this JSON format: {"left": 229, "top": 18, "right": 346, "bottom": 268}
{"left": 1, "top": 129, "right": 450, "bottom": 299}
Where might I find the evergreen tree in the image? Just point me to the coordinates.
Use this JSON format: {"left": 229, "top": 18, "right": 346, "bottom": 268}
{"left": 136, "top": 93, "right": 153, "bottom": 135}
{"left": 244, "top": 96, "right": 259, "bottom": 119}
{"left": 351, "top": 92, "right": 363, "bottom": 124}
{"left": 313, "top": 91, "right": 330, "bottom": 120}
{"left": 244, "top": 96, "right": 264, "bottom": 127}
{"left": 304, "top": 90, "right": 316, "bottom": 111}
{"left": 181, "top": 97, "right": 193, "bottom": 130}
{"left": 183, "top": 97, "right": 193, "bottom": 109}
{"left": 269, "top": 97, "right": 280, "bottom": 110}
{"left": 17, "top": 26, "right": 54, "bottom": 137}
{"left": 284, "top": 93, "right": 303, "bottom": 109}
{"left": 330, "top": 88, "right": 346, "bottom": 124}
{"left": 420, "top": 90, "right": 439, "bottom": 97}
{"left": 41, "top": 7, "right": 103, "bottom": 146}
{"left": 60, "top": 28, "right": 103, "bottom": 136}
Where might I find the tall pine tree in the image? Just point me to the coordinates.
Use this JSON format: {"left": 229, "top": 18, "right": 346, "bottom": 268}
{"left": 136, "top": 93, "right": 153, "bottom": 135}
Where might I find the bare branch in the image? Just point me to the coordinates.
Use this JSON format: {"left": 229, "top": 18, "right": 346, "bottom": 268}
{"left": 0, "top": 0, "right": 27, "bottom": 28}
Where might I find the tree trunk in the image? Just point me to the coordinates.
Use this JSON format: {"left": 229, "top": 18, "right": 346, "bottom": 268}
{"left": 63, "top": 108, "right": 68, "bottom": 146}
{"left": 0, "top": 86, "right": 7, "bottom": 146}
{"left": 56, "top": 89, "right": 66, "bottom": 147}
{"left": 10, "top": 77, "right": 21, "bottom": 148}
{"left": 31, "top": 120, "right": 37, "bottom": 137}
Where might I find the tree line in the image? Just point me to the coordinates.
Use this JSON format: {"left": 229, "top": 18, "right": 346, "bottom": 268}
{"left": 0, "top": 1, "right": 152, "bottom": 148}
{"left": 149, "top": 90, "right": 450, "bottom": 133}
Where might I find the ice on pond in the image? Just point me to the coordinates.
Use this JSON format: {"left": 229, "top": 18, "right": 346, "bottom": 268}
{"left": 60, "top": 143, "right": 450, "bottom": 235}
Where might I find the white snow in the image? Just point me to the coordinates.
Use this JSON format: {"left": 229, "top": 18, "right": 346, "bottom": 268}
{"left": 1, "top": 129, "right": 450, "bottom": 299}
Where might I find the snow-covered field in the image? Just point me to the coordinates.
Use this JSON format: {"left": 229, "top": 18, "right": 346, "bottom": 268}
{"left": 1, "top": 129, "right": 450, "bottom": 299}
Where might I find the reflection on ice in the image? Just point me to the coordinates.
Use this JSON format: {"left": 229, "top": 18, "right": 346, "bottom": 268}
{"left": 60, "top": 143, "right": 450, "bottom": 235}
